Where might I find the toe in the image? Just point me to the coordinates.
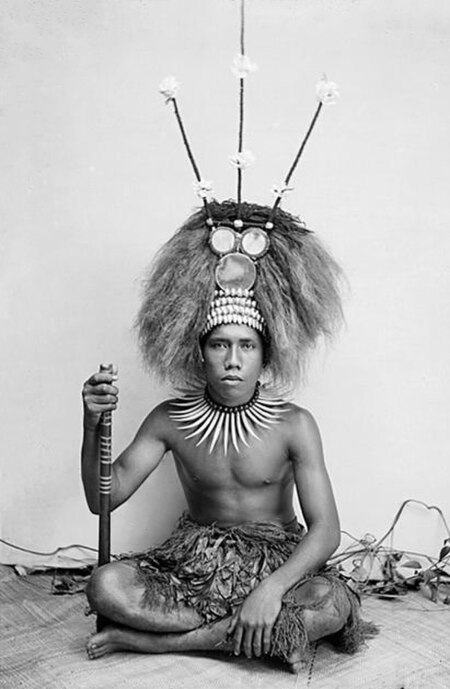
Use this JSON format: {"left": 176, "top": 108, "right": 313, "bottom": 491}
{"left": 88, "top": 646, "right": 103, "bottom": 660}
{"left": 86, "top": 635, "right": 103, "bottom": 660}
{"left": 289, "top": 660, "right": 303, "bottom": 674}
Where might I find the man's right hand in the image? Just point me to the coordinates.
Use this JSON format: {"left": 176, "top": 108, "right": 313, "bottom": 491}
{"left": 82, "top": 366, "right": 119, "bottom": 431}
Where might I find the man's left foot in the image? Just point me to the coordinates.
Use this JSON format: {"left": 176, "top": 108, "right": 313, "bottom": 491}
{"left": 286, "top": 647, "right": 308, "bottom": 674}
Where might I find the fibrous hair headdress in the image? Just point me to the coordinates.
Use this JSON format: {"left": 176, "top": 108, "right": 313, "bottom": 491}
{"left": 137, "top": 0, "right": 343, "bottom": 393}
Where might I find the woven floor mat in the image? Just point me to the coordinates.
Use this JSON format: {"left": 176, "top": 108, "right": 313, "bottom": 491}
{"left": 1, "top": 566, "right": 449, "bottom": 689}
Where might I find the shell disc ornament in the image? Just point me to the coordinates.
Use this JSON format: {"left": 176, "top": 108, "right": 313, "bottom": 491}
{"left": 209, "top": 226, "right": 237, "bottom": 255}
{"left": 215, "top": 252, "right": 256, "bottom": 292}
{"left": 240, "top": 227, "right": 269, "bottom": 258}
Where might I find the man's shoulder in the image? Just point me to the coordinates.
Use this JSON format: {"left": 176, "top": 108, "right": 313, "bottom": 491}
{"left": 128, "top": 398, "right": 185, "bottom": 451}
{"left": 137, "top": 398, "right": 176, "bottom": 435}
{"left": 278, "top": 402, "right": 322, "bottom": 454}
{"left": 281, "top": 401, "right": 317, "bottom": 428}
{"left": 141, "top": 396, "right": 198, "bottom": 433}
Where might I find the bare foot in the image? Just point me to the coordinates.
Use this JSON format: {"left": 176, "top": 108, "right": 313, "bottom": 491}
{"left": 86, "top": 617, "right": 233, "bottom": 660}
{"left": 206, "top": 617, "right": 234, "bottom": 653}
{"left": 286, "top": 647, "right": 308, "bottom": 674}
{"left": 87, "top": 626, "right": 135, "bottom": 659}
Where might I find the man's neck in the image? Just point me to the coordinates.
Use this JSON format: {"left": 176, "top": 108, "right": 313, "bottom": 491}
{"left": 205, "top": 383, "right": 258, "bottom": 408}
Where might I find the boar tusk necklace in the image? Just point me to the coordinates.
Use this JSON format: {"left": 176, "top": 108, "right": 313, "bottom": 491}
{"left": 170, "top": 383, "right": 288, "bottom": 455}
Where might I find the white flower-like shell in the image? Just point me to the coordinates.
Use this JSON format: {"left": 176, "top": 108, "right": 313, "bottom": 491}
{"left": 316, "top": 76, "right": 339, "bottom": 105}
{"left": 229, "top": 150, "right": 255, "bottom": 170}
{"left": 193, "top": 179, "right": 214, "bottom": 201}
{"left": 159, "top": 76, "right": 180, "bottom": 102}
{"left": 271, "top": 183, "right": 294, "bottom": 198}
{"left": 232, "top": 54, "right": 258, "bottom": 79}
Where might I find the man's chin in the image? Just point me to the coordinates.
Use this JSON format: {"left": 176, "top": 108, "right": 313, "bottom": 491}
{"left": 209, "top": 380, "right": 258, "bottom": 406}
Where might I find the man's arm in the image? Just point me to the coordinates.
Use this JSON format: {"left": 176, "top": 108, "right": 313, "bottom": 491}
{"left": 230, "top": 406, "right": 340, "bottom": 657}
{"left": 263, "top": 406, "right": 340, "bottom": 590}
{"left": 81, "top": 369, "right": 169, "bottom": 514}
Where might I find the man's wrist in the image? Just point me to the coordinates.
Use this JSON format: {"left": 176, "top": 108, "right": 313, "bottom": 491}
{"left": 258, "top": 573, "right": 287, "bottom": 598}
{"left": 83, "top": 421, "right": 99, "bottom": 433}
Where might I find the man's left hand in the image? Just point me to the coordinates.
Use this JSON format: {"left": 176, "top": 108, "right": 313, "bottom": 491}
{"left": 228, "top": 581, "right": 283, "bottom": 658}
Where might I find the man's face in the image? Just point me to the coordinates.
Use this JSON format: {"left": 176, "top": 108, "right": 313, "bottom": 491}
{"left": 202, "top": 324, "right": 264, "bottom": 405}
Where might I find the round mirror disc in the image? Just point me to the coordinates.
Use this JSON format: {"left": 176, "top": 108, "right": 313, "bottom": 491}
{"left": 209, "top": 226, "right": 236, "bottom": 255}
{"left": 215, "top": 253, "right": 256, "bottom": 291}
{"left": 241, "top": 227, "right": 269, "bottom": 258}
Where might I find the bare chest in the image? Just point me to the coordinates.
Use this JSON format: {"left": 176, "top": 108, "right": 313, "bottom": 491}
{"left": 171, "top": 422, "right": 292, "bottom": 490}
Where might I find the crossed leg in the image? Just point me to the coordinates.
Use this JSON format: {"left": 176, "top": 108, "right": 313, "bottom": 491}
{"left": 85, "top": 563, "right": 351, "bottom": 674}
{"left": 85, "top": 561, "right": 233, "bottom": 659}
{"left": 285, "top": 576, "right": 352, "bottom": 673}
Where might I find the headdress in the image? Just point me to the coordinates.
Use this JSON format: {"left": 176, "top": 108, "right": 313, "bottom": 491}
{"left": 137, "top": 0, "right": 343, "bottom": 395}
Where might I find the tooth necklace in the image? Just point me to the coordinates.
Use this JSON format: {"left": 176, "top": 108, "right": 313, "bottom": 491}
{"left": 170, "top": 383, "right": 288, "bottom": 455}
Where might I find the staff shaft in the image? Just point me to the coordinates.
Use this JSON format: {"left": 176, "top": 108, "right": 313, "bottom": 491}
{"left": 97, "top": 363, "right": 114, "bottom": 631}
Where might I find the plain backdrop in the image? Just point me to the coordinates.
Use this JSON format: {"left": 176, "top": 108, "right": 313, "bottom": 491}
{"left": 1, "top": 0, "right": 449, "bottom": 565}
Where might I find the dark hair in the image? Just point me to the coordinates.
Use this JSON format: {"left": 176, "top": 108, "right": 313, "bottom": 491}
{"left": 137, "top": 199, "right": 343, "bottom": 392}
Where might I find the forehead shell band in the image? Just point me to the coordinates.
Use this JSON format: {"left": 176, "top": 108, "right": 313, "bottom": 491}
{"left": 202, "top": 288, "right": 265, "bottom": 337}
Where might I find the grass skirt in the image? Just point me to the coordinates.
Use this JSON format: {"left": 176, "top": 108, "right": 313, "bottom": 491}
{"left": 126, "top": 513, "right": 366, "bottom": 662}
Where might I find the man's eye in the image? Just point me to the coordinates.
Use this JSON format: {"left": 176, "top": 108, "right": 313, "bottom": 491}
{"left": 242, "top": 343, "right": 255, "bottom": 350}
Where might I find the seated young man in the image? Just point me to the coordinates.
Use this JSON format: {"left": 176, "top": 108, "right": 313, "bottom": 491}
{"left": 81, "top": 199, "right": 373, "bottom": 672}
{"left": 82, "top": 320, "right": 363, "bottom": 673}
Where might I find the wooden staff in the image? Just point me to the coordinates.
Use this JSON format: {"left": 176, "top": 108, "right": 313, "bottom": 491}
{"left": 97, "top": 362, "right": 114, "bottom": 631}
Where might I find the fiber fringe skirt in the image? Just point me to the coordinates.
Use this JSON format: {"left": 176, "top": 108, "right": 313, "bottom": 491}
{"left": 124, "top": 513, "right": 366, "bottom": 662}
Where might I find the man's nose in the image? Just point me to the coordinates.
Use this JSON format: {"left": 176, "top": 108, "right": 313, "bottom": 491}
{"left": 224, "top": 345, "right": 241, "bottom": 369}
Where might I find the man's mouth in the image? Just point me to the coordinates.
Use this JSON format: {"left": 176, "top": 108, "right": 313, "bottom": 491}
{"left": 221, "top": 375, "right": 243, "bottom": 381}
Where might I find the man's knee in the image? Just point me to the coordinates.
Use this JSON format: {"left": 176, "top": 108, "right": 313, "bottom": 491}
{"left": 292, "top": 576, "right": 333, "bottom": 609}
{"left": 86, "top": 562, "right": 132, "bottom": 612}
